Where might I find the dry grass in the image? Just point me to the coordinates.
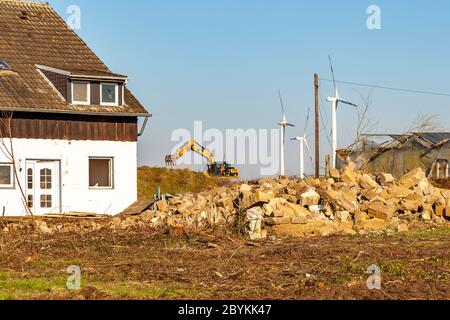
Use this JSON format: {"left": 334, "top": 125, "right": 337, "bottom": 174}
{"left": 1, "top": 227, "right": 449, "bottom": 300}
{"left": 137, "top": 167, "right": 229, "bottom": 200}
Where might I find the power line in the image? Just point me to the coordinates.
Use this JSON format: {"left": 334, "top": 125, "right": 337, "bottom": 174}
{"left": 318, "top": 87, "right": 333, "bottom": 148}
{"left": 319, "top": 78, "right": 450, "bottom": 97}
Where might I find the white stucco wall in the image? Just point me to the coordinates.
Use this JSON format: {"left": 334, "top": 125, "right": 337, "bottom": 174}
{"left": 0, "top": 138, "right": 137, "bottom": 216}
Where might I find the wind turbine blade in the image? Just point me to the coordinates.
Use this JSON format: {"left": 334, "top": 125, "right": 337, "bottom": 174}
{"left": 278, "top": 89, "right": 285, "bottom": 116}
{"left": 328, "top": 55, "right": 337, "bottom": 94}
{"left": 303, "top": 106, "right": 311, "bottom": 137}
{"left": 286, "top": 123, "right": 295, "bottom": 127}
{"left": 304, "top": 140, "right": 314, "bottom": 163}
{"left": 338, "top": 99, "right": 358, "bottom": 107}
{"left": 283, "top": 126, "right": 286, "bottom": 144}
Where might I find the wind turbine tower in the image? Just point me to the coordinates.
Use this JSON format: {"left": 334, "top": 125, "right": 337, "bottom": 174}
{"left": 291, "top": 108, "right": 313, "bottom": 179}
{"left": 277, "top": 90, "right": 295, "bottom": 177}
{"left": 325, "top": 56, "right": 358, "bottom": 169}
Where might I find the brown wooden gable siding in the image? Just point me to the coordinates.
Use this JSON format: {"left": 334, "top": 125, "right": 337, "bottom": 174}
{"left": 2, "top": 112, "right": 137, "bottom": 142}
{"left": 91, "top": 82, "right": 100, "bottom": 105}
{"left": 41, "top": 69, "right": 69, "bottom": 100}
{"left": 119, "top": 84, "right": 123, "bottom": 105}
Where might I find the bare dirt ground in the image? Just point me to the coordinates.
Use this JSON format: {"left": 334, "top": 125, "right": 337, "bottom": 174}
{"left": 1, "top": 225, "right": 449, "bottom": 300}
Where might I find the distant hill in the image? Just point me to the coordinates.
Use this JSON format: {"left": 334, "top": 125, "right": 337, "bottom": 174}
{"left": 137, "top": 167, "right": 227, "bottom": 200}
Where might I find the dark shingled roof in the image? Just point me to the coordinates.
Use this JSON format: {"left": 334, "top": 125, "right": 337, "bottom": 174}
{"left": 0, "top": 0, "right": 150, "bottom": 117}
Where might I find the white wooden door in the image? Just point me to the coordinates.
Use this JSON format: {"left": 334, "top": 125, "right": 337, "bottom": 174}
{"left": 26, "top": 160, "right": 60, "bottom": 215}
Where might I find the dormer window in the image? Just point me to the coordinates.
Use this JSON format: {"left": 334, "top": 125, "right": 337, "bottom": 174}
{"left": 101, "top": 83, "right": 119, "bottom": 106}
{"left": 72, "top": 81, "right": 90, "bottom": 105}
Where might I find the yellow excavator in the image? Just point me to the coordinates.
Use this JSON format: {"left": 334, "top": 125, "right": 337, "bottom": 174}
{"left": 165, "top": 139, "right": 239, "bottom": 179}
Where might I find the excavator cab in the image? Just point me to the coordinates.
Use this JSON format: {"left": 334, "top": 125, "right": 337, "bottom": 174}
{"left": 207, "top": 162, "right": 239, "bottom": 179}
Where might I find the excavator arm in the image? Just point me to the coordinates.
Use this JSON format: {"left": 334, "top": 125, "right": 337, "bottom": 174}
{"left": 165, "top": 139, "right": 216, "bottom": 166}
{"left": 165, "top": 139, "right": 239, "bottom": 179}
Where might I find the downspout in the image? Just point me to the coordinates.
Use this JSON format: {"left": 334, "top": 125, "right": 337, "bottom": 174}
{"left": 138, "top": 115, "right": 151, "bottom": 137}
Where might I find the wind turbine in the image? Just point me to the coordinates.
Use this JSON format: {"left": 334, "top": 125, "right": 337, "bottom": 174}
{"left": 277, "top": 90, "right": 295, "bottom": 177}
{"left": 291, "top": 107, "right": 313, "bottom": 179}
{"left": 326, "top": 56, "right": 358, "bottom": 169}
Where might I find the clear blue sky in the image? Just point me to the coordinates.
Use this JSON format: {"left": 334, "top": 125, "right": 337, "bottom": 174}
{"left": 50, "top": 0, "right": 450, "bottom": 179}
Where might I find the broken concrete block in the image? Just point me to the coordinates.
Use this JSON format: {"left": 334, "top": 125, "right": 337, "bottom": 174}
{"left": 247, "top": 207, "right": 265, "bottom": 240}
{"left": 387, "top": 185, "right": 415, "bottom": 198}
{"left": 239, "top": 191, "right": 256, "bottom": 208}
{"left": 340, "top": 190, "right": 358, "bottom": 203}
{"left": 421, "top": 210, "right": 432, "bottom": 221}
{"left": 271, "top": 220, "right": 337, "bottom": 237}
{"left": 335, "top": 192, "right": 359, "bottom": 214}
{"left": 284, "top": 202, "right": 311, "bottom": 217}
{"left": 274, "top": 206, "right": 295, "bottom": 218}
{"left": 398, "top": 167, "right": 426, "bottom": 189}
{"left": 435, "top": 205, "right": 445, "bottom": 217}
{"left": 358, "top": 218, "right": 388, "bottom": 232}
{"left": 254, "top": 190, "right": 275, "bottom": 203}
{"left": 280, "top": 194, "right": 298, "bottom": 204}
{"left": 445, "top": 207, "right": 450, "bottom": 218}
{"left": 361, "top": 188, "right": 380, "bottom": 201}
{"left": 368, "top": 201, "right": 396, "bottom": 220}
{"left": 268, "top": 198, "right": 286, "bottom": 211}
{"left": 335, "top": 211, "right": 350, "bottom": 223}
{"left": 341, "top": 169, "right": 358, "bottom": 186}
{"left": 325, "top": 189, "right": 339, "bottom": 201}
{"left": 271, "top": 209, "right": 285, "bottom": 218}
{"left": 386, "top": 197, "right": 400, "bottom": 207}
{"left": 264, "top": 217, "right": 291, "bottom": 225}
{"left": 308, "top": 205, "right": 324, "bottom": 214}
{"left": 155, "top": 200, "right": 169, "bottom": 211}
{"left": 330, "top": 168, "right": 340, "bottom": 180}
{"left": 299, "top": 189, "right": 321, "bottom": 207}
{"left": 400, "top": 199, "right": 419, "bottom": 212}
{"left": 405, "top": 192, "right": 421, "bottom": 202}
{"left": 239, "top": 184, "right": 252, "bottom": 193}
{"left": 262, "top": 203, "right": 274, "bottom": 216}
{"left": 379, "top": 173, "right": 395, "bottom": 185}
{"left": 359, "top": 174, "right": 379, "bottom": 190}
{"left": 291, "top": 216, "right": 309, "bottom": 224}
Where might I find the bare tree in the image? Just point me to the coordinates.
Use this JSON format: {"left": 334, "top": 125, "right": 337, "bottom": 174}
{"left": 404, "top": 113, "right": 444, "bottom": 133}
{"left": 0, "top": 111, "right": 33, "bottom": 216}
{"left": 355, "top": 91, "right": 379, "bottom": 143}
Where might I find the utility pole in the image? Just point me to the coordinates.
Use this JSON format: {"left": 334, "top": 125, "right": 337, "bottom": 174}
{"left": 314, "top": 73, "right": 320, "bottom": 178}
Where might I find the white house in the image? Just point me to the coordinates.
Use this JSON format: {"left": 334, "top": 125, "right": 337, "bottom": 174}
{"left": 0, "top": 0, "right": 150, "bottom": 216}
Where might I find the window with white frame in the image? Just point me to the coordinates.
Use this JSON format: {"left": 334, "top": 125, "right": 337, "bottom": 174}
{"left": 0, "top": 163, "right": 14, "bottom": 188}
{"left": 72, "top": 81, "right": 90, "bottom": 105}
{"left": 100, "top": 83, "right": 118, "bottom": 106}
{"left": 89, "top": 157, "right": 113, "bottom": 188}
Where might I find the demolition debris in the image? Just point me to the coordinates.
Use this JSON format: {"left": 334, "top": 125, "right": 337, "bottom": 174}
{"left": 1, "top": 167, "right": 449, "bottom": 239}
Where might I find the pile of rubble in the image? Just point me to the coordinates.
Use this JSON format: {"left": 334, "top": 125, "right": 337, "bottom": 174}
{"left": 112, "top": 166, "right": 449, "bottom": 239}
{"left": 1, "top": 167, "right": 449, "bottom": 239}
